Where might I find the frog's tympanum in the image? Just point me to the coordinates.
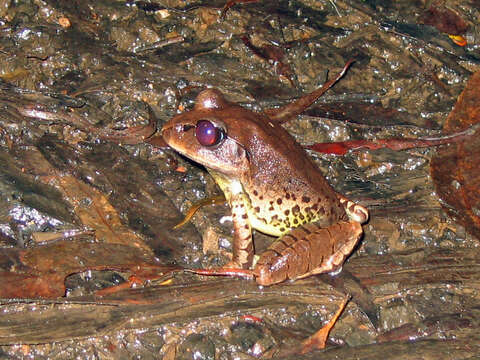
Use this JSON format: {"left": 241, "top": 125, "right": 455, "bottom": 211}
{"left": 162, "top": 63, "right": 368, "bottom": 285}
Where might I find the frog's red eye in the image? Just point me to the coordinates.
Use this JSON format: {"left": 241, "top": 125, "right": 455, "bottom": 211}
{"left": 195, "top": 120, "right": 225, "bottom": 146}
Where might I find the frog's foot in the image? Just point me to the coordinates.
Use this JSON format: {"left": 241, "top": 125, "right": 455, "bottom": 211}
{"left": 254, "top": 220, "right": 363, "bottom": 286}
{"left": 189, "top": 266, "right": 255, "bottom": 280}
{"left": 338, "top": 196, "right": 369, "bottom": 224}
{"left": 188, "top": 256, "right": 257, "bottom": 281}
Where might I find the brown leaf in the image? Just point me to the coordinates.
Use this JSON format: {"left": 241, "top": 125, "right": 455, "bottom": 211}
{"left": 421, "top": 5, "right": 468, "bottom": 35}
{"left": 0, "top": 272, "right": 66, "bottom": 298}
{"left": 0, "top": 241, "right": 175, "bottom": 299}
{"left": 51, "top": 175, "right": 152, "bottom": 251}
{"left": 431, "top": 71, "right": 480, "bottom": 238}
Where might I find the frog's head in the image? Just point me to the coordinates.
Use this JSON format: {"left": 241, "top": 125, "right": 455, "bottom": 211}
{"left": 161, "top": 89, "right": 252, "bottom": 177}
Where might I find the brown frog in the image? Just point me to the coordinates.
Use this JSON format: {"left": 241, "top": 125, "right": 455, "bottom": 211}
{"left": 161, "top": 62, "right": 368, "bottom": 285}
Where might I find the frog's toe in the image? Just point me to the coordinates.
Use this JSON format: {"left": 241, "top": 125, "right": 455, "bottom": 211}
{"left": 328, "top": 265, "right": 343, "bottom": 277}
{"left": 339, "top": 197, "right": 369, "bottom": 224}
{"left": 350, "top": 203, "right": 369, "bottom": 223}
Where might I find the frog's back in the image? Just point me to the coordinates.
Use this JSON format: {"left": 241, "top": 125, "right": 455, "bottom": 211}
{"left": 218, "top": 105, "right": 347, "bottom": 236}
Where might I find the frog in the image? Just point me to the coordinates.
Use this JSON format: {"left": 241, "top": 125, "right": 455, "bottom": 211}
{"left": 161, "top": 62, "right": 368, "bottom": 285}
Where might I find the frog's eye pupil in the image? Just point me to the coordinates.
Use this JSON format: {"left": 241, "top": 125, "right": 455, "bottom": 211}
{"left": 195, "top": 120, "right": 224, "bottom": 146}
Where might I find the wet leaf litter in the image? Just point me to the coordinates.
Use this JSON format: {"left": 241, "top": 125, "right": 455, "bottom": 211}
{"left": 0, "top": 0, "right": 478, "bottom": 358}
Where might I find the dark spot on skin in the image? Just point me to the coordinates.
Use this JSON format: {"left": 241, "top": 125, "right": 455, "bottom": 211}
{"left": 240, "top": 204, "right": 244, "bottom": 208}
{"left": 312, "top": 203, "right": 318, "bottom": 211}
{"left": 279, "top": 227, "right": 285, "bottom": 232}
{"left": 269, "top": 200, "right": 274, "bottom": 205}
{"left": 233, "top": 213, "right": 237, "bottom": 217}
{"left": 271, "top": 215, "right": 279, "bottom": 221}
{"left": 245, "top": 225, "right": 249, "bottom": 229}
{"left": 292, "top": 205, "right": 300, "bottom": 215}
{"left": 291, "top": 194, "right": 296, "bottom": 201}
{"left": 286, "top": 193, "right": 291, "bottom": 200}
{"left": 269, "top": 206, "right": 274, "bottom": 211}
{"left": 242, "top": 214, "right": 248, "bottom": 219}
{"left": 253, "top": 190, "right": 258, "bottom": 196}
{"left": 299, "top": 214, "right": 305, "bottom": 220}
{"left": 259, "top": 196, "right": 264, "bottom": 200}
{"left": 302, "top": 196, "right": 310, "bottom": 203}
{"left": 284, "top": 220, "right": 291, "bottom": 227}
{"left": 284, "top": 209, "right": 290, "bottom": 216}
{"left": 254, "top": 206, "right": 260, "bottom": 213}
{"left": 277, "top": 198, "right": 282, "bottom": 205}
{"left": 319, "top": 207, "right": 325, "bottom": 215}
{"left": 293, "top": 219, "right": 299, "bottom": 225}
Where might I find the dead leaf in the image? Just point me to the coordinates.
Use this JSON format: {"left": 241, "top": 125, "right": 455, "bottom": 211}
{"left": 431, "top": 71, "right": 480, "bottom": 238}
{"left": 0, "top": 241, "right": 176, "bottom": 299}
{"left": 421, "top": 5, "right": 468, "bottom": 36}
{"left": 51, "top": 175, "right": 151, "bottom": 251}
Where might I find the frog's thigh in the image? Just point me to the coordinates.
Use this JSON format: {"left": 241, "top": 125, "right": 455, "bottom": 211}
{"left": 255, "top": 220, "right": 363, "bottom": 284}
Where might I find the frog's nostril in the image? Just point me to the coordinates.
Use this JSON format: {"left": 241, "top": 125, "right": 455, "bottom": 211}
{"left": 182, "top": 124, "right": 194, "bottom": 132}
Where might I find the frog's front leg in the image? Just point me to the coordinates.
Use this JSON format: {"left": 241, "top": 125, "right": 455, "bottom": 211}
{"left": 229, "top": 194, "right": 255, "bottom": 269}
{"left": 253, "top": 220, "right": 364, "bottom": 286}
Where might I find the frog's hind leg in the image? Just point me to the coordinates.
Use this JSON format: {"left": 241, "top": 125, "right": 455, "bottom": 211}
{"left": 254, "top": 220, "right": 363, "bottom": 286}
